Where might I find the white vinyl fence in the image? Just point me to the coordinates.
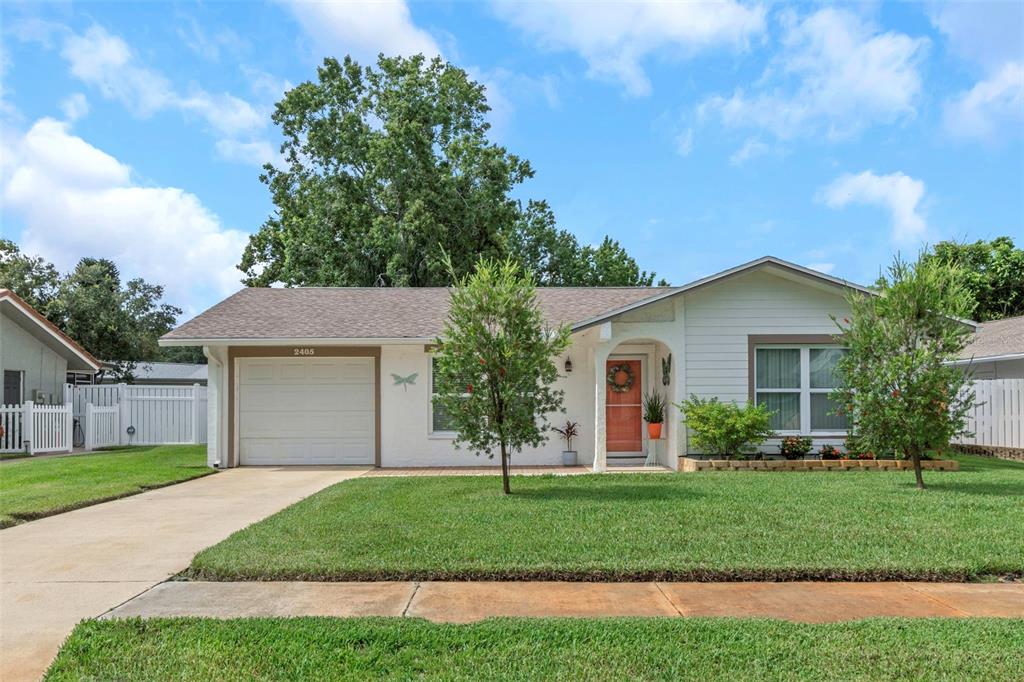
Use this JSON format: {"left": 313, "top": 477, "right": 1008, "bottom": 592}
{"left": 72, "top": 383, "right": 207, "bottom": 449}
{"left": 956, "top": 379, "right": 1023, "bottom": 450}
{"left": 0, "top": 402, "right": 73, "bottom": 454}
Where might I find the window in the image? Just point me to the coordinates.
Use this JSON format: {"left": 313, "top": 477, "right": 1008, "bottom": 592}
{"left": 755, "top": 346, "right": 849, "bottom": 433}
{"left": 430, "top": 357, "right": 463, "bottom": 434}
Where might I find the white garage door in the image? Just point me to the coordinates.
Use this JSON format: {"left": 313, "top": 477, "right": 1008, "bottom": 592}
{"left": 238, "top": 357, "right": 375, "bottom": 465}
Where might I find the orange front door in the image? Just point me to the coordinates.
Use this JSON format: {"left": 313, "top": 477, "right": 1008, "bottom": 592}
{"left": 606, "top": 359, "right": 642, "bottom": 452}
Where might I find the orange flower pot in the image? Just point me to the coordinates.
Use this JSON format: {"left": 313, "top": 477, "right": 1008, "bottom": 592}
{"left": 647, "top": 422, "right": 663, "bottom": 440}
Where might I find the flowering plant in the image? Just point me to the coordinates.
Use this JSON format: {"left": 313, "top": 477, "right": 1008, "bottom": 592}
{"left": 779, "top": 436, "right": 813, "bottom": 460}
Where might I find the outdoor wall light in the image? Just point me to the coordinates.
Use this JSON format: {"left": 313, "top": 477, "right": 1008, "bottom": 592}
{"left": 564, "top": 358, "right": 573, "bottom": 374}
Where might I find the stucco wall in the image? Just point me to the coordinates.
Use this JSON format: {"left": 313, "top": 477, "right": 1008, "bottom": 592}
{"left": 380, "top": 335, "right": 599, "bottom": 467}
{"left": 0, "top": 307, "right": 68, "bottom": 404}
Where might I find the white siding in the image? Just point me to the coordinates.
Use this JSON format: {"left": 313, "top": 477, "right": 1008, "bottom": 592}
{"left": 683, "top": 270, "right": 852, "bottom": 405}
{"left": 0, "top": 308, "right": 68, "bottom": 403}
{"left": 966, "top": 358, "right": 1024, "bottom": 381}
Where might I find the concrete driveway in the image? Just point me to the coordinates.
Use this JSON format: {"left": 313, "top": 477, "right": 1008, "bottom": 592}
{"left": 0, "top": 466, "right": 368, "bottom": 681}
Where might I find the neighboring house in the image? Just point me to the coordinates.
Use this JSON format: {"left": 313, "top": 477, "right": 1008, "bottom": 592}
{"left": 951, "top": 315, "right": 1024, "bottom": 380}
{"left": 160, "top": 256, "right": 873, "bottom": 471}
{"left": 97, "top": 362, "right": 208, "bottom": 386}
{"left": 0, "top": 289, "right": 101, "bottom": 405}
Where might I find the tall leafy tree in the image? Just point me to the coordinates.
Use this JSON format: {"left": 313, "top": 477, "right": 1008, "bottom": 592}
{"left": 433, "top": 257, "right": 570, "bottom": 494}
{"left": 0, "top": 239, "right": 61, "bottom": 314}
{"left": 921, "top": 237, "right": 1024, "bottom": 321}
{"left": 241, "top": 55, "right": 663, "bottom": 288}
{"left": 833, "top": 254, "right": 975, "bottom": 489}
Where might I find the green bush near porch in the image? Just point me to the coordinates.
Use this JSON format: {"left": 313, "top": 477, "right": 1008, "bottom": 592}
{"left": 46, "top": 617, "right": 1024, "bottom": 681}
{"left": 190, "top": 454, "right": 1024, "bottom": 581}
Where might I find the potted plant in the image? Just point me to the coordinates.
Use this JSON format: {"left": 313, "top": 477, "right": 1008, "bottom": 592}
{"left": 779, "top": 436, "right": 813, "bottom": 460}
{"left": 643, "top": 391, "right": 666, "bottom": 440}
{"left": 552, "top": 421, "right": 580, "bottom": 466}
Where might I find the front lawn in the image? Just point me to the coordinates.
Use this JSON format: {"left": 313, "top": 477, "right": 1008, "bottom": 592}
{"left": 191, "top": 454, "right": 1023, "bottom": 581}
{"left": 46, "top": 617, "right": 1024, "bottom": 681}
{"left": 0, "top": 445, "right": 211, "bottom": 527}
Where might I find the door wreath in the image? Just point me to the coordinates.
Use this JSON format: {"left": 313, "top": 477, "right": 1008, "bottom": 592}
{"left": 606, "top": 363, "right": 635, "bottom": 393}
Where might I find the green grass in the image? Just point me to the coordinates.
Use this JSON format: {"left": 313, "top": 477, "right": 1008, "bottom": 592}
{"left": 191, "top": 455, "right": 1024, "bottom": 581}
{"left": 0, "top": 445, "right": 211, "bottom": 527}
{"left": 46, "top": 617, "right": 1024, "bottom": 681}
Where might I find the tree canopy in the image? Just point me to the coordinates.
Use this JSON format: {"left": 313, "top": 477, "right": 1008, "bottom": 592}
{"left": 241, "top": 55, "right": 662, "bottom": 289}
{"left": 833, "top": 254, "right": 975, "bottom": 489}
{"left": 0, "top": 242, "right": 187, "bottom": 379}
{"left": 433, "top": 257, "right": 570, "bottom": 494}
{"left": 920, "top": 237, "right": 1024, "bottom": 321}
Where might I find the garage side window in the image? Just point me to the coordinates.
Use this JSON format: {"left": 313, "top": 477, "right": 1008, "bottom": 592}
{"left": 430, "top": 357, "right": 461, "bottom": 434}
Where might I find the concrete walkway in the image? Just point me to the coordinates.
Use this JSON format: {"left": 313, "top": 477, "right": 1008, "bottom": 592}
{"left": 0, "top": 466, "right": 369, "bottom": 682}
{"left": 106, "top": 580, "right": 1024, "bottom": 623}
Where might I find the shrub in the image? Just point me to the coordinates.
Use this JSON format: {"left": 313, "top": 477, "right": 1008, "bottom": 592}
{"left": 818, "top": 444, "right": 841, "bottom": 460}
{"left": 780, "top": 436, "right": 813, "bottom": 460}
{"left": 677, "top": 396, "right": 774, "bottom": 458}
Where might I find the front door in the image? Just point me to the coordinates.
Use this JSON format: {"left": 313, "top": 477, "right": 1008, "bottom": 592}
{"left": 606, "top": 359, "right": 642, "bottom": 452}
{"left": 3, "top": 371, "right": 22, "bottom": 406}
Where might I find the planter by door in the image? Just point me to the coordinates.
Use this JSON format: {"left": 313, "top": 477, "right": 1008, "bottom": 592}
{"left": 647, "top": 422, "right": 663, "bottom": 440}
{"left": 561, "top": 450, "right": 578, "bottom": 466}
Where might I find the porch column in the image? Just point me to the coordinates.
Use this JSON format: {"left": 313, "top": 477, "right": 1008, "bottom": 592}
{"left": 593, "top": 343, "right": 611, "bottom": 472}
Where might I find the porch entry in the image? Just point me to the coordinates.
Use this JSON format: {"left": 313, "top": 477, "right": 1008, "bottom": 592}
{"left": 606, "top": 359, "right": 643, "bottom": 453}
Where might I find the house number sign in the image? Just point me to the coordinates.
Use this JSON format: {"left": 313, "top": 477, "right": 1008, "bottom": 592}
{"left": 293, "top": 348, "right": 316, "bottom": 356}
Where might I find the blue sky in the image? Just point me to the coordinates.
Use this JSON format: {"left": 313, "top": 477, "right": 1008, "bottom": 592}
{"left": 1, "top": 1, "right": 1021, "bottom": 317}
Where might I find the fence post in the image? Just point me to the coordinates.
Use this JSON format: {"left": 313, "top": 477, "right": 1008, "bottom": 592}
{"left": 63, "top": 383, "right": 74, "bottom": 406}
{"left": 85, "top": 403, "right": 94, "bottom": 451}
{"left": 192, "top": 383, "right": 200, "bottom": 444}
{"left": 118, "top": 383, "right": 129, "bottom": 445}
{"left": 23, "top": 400, "right": 34, "bottom": 455}
{"left": 64, "top": 404, "right": 73, "bottom": 452}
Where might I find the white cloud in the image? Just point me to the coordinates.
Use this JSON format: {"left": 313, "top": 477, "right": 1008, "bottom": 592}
{"left": 930, "top": 1, "right": 1023, "bottom": 72}
{"left": 674, "top": 127, "right": 694, "bottom": 156}
{"left": 943, "top": 61, "right": 1024, "bottom": 141}
{"left": 59, "top": 93, "right": 89, "bottom": 122}
{"left": 1, "top": 118, "right": 248, "bottom": 312}
{"left": 729, "top": 137, "right": 769, "bottom": 165}
{"left": 59, "top": 25, "right": 269, "bottom": 163}
{"left": 492, "top": 0, "right": 765, "bottom": 96}
{"left": 819, "top": 170, "right": 927, "bottom": 243}
{"left": 805, "top": 262, "right": 835, "bottom": 274}
{"left": 700, "top": 8, "right": 928, "bottom": 139}
{"left": 282, "top": 0, "right": 442, "bottom": 61}
{"left": 215, "top": 138, "right": 279, "bottom": 167}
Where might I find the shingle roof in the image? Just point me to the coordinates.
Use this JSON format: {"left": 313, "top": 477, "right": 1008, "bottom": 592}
{"left": 162, "top": 287, "right": 672, "bottom": 342}
{"left": 960, "top": 315, "right": 1024, "bottom": 360}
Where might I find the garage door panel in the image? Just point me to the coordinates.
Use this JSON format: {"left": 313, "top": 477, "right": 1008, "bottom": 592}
{"left": 238, "top": 357, "right": 375, "bottom": 466}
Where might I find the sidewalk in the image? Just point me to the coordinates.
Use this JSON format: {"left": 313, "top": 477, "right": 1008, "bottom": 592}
{"left": 105, "top": 580, "right": 1024, "bottom": 623}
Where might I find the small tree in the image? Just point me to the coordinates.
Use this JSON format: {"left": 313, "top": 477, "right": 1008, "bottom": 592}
{"left": 833, "top": 254, "right": 975, "bottom": 489}
{"left": 434, "top": 258, "right": 570, "bottom": 494}
{"left": 677, "top": 396, "right": 774, "bottom": 458}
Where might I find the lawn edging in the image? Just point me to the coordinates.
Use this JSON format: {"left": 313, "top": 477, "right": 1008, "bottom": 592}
{"left": 680, "top": 457, "right": 960, "bottom": 472}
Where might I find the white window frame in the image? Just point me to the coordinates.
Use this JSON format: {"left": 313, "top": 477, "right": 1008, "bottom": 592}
{"left": 427, "top": 355, "right": 465, "bottom": 439}
{"left": 755, "top": 345, "right": 848, "bottom": 436}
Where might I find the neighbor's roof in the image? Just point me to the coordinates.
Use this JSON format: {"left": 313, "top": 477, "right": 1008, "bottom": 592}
{"left": 0, "top": 289, "right": 102, "bottom": 371}
{"left": 162, "top": 287, "right": 671, "bottom": 343}
{"left": 131, "top": 362, "right": 208, "bottom": 382}
{"left": 958, "top": 315, "right": 1024, "bottom": 363}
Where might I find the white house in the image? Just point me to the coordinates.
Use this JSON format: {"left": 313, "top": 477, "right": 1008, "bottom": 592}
{"left": 160, "top": 256, "right": 867, "bottom": 471}
{"left": 950, "top": 314, "right": 1024, "bottom": 380}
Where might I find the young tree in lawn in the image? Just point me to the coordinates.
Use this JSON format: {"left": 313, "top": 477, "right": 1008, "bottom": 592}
{"left": 433, "top": 258, "right": 570, "bottom": 495}
{"left": 833, "top": 254, "right": 975, "bottom": 489}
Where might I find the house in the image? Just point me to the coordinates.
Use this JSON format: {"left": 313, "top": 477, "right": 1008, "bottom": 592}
{"left": 96, "top": 361, "right": 208, "bottom": 386}
{"left": 160, "top": 256, "right": 868, "bottom": 471}
{"left": 951, "top": 315, "right": 1024, "bottom": 380}
{"left": 0, "top": 289, "right": 101, "bottom": 406}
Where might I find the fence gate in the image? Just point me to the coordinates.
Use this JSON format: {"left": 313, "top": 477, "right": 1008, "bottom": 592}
{"left": 71, "top": 383, "right": 207, "bottom": 449}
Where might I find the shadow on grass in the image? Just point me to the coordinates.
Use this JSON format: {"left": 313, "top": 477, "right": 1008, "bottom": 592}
{"left": 952, "top": 455, "right": 1024, "bottom": 474}
{"left": 515, "top": 483, "right": 700, "bottom": 503}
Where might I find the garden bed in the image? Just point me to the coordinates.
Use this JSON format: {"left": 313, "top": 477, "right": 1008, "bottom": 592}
{"left": 680, "top": 457, "right": 960, "bottom": 472}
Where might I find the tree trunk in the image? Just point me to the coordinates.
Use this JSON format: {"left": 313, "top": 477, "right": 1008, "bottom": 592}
{"left": 500, "top": 440, "right": 511, "bottom": 495}
{"left": 911, "top": 448, "right": 925, "bottom": 490}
